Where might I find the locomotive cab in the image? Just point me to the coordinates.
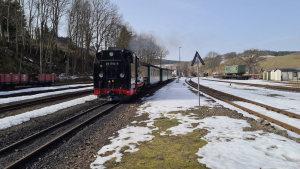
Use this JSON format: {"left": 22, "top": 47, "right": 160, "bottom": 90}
{"left": 94, "top": 47, "right": 147, "bottom": 101}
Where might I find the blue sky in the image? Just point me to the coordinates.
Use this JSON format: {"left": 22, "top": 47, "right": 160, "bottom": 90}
{"left": 109, "top": 0, "right": 300, "bottom": 61}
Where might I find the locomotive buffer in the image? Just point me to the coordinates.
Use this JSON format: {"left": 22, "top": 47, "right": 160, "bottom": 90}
{"left": 191, "top": 51, "right": 205, "bottom": 107}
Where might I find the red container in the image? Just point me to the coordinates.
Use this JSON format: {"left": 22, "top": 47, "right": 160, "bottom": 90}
{"left": 54, "top": 74, "right": 57, "bottom": 81}
{"left": 39, "top": 74, "right": 46, "bottom": 83}
{"left": 0, "top": 74, "right": 4, "bottom": 84}
{"left": 4, "top": 74, "right": 12, "bottom": 84}
{"left": 21, "top": 74, "right": 29, "bottom": 84}
{"left": 12, "top": 74, "right": 21, "bottom": 84}
{"left": 51, "top": 74, "right": 55, "bottom": 82}
{"left": 46, "top": 74, "right": 51, "bottom": 82}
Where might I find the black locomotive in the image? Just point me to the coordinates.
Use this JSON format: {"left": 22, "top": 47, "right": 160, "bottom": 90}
{"left": 94, "top": 47, "right": 148, "bottom": 101}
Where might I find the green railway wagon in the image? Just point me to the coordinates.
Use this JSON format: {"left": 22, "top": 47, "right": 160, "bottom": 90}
{"left": 225, "top": 65, "right": 246, "bottom": 75}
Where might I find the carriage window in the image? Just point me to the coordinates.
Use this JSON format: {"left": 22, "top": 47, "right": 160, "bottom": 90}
{"left": 294, "top": 72, "right": 297, "bottom": 77}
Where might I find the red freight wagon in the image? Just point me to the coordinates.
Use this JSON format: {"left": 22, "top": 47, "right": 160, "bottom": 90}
{"left": 46, "top": 74, "right": 51, "bottom": 82}
{"left": 12, "top": 74, "right": 21, "bottom": 84}
{"left": 4, "top": 74, "right": 12, "bottom": 84}
{"left": 39, "top": 74, "right": 46, "bottom": 83}
{"left": 21, "top": 74, "right": 29, "bottom": 84}
{"left": 0, "top": 74, "right": 4, "bottom": 85}
{"left": 51, "top": 74, "right": 56, "bottom": 82}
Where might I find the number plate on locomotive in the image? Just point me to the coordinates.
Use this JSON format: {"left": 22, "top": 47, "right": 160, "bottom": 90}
{"left": 106, "top": 62, "right": 119, "bottom": 66}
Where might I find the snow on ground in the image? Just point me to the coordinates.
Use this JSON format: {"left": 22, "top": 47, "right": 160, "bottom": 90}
{"left": 91, "top": 78, "right": 300, "bottom": 169}
{"left": 205, "top": 77, "right": 300, "bottom": 86}
{"left": 196, "top": 116, "right": 300, "bottom": 169}
{"left": 58, "top": 73, "right": 93, "bottom": 80}
{"left": 192, "top": 77, "right": 300, "bottom": 113}
{"left": 192, "top": 77, "right": 300, "bottom": 137}
{"left": 0, "top": 83, "right": 93, "bottom": 96}
{"left": 0, "top": 86, "right": 93, "bottom": 105}
{"left": 0, "top": 95, "right": 97, "bottom": 130}
{"left": 188, "top": 84, "right": 300, "bottom": 138}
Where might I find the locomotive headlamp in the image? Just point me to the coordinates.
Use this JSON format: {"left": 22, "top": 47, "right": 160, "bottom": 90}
{"left": 109, "top": 52, "right": 114, "bottom": 57}
{"left": 99, "top": 72, "right": 104, "bottom": 78}
{"left": 120, "top": 73, "right": 125, "bottom": 78}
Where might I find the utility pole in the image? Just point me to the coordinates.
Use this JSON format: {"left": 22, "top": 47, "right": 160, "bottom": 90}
{"left": 177, "top": 47, "right": 181, "bottom": 82}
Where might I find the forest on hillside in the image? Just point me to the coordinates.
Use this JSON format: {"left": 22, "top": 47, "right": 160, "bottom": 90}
{"left": 0, "top": 0, "right": 169, "bottom": 75}
{"left": 262, "top": 50, "right": 299, "bottom": 56}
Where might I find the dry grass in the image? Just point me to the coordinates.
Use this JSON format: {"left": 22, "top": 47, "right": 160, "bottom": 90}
{"left": 257, "top": 53, "right": 300, "bottom": 70}
{"left": 103, "top": 117, "right": 209, "bottom": 169}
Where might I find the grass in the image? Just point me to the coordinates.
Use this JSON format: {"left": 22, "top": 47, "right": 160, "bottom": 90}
{"left": 103, "top": 116, "right": 209, "bottom": 169}
{"left": 257, "top": 53, "right": 300, "bottom": 70}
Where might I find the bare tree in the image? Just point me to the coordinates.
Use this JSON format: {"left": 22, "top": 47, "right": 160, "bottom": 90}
{"left": 26, "top": 0, "right": 37, "bottom": 54}
{"left": 204, "top": 51, "right": 222, "bottom": 74}
{"left": 47, "top": 0, "right": 68, "bottom": 73}
{"left": 0, "top": 0, "right": 5, "bottom": 45}
{"left": 129, "top": 33, "right": 167, "bottom": 64}
{"left": 238, "top": 49, "right": 267, "bottom": 74}
{"left": 224, "top": 52, "right": 239, "bottom": 65}
{"left": 7, "top": 0, "right": 11, "bottom": 44}
{"left": 158, "top": 45, "right": 169, "bottom": 67}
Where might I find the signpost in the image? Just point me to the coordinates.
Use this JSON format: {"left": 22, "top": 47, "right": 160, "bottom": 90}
{"left": 191, "top": 51, "right": 205, "bottom": 107}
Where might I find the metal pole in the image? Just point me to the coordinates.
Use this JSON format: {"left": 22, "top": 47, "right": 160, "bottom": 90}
{"left": 179, "top": 47, "right": 181, "bottom": 78}
{"left": 197, "top": 58, "right": 200, "bottom": 107}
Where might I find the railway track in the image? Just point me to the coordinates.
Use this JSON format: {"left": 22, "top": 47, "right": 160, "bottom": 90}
{"left": 1, "top": 101, "right": 120, "bottom": 169}
{"left": 186, "top": 79, "right": 300, "bottom": 135}
{"left": 202, "top": 78, "right": 300, "bottom": 92}
{"left": 0, "top": 84, "right": 93, "bottom": 99}
{"left": 0, "top": 89, "right": 93, "bottom": 113}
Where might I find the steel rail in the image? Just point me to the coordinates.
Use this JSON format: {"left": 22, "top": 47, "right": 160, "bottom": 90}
{"left": 186, "top": 79, "right": 300, "bottom": 135}
{"left": 202, "top": 79, "right": 300, "bottom": 92}
{"left": 0, "top": 90, "right": 93, "bottom": 113}
{"left": 0, "top": 102, "right": 108, "bottom": 154}
{"left": 4, "top": 102, "right": 121, "bottom": 169}
{"left": 191, "top": 80, "right": 300, "bottom": 119}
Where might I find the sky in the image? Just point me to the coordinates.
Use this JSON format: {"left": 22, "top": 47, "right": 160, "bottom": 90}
{"left": 108, "top": 0, "right": 300, "bottom": 61}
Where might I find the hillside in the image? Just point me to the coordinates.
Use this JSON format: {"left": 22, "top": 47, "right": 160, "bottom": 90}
{"left": 257, "top": 53, "right": 300, "bottom": 70}
{"left": 210, "top": 53, "right": 300, "bottom": 74}
{"left": 0, "top": 44, "right": 95, "bottom": 75}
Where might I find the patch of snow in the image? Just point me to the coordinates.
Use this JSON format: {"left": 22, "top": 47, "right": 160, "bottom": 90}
{"left": 91, "top": 126, "right": 154, "bottom": 168}
{"left": 261, "top": 55, "right": 275, "bottom": 57}
{"left": 196, "top": 116, "right": 300, "bottom": 169}
{"left": 0, "top": 83, "right": 92, "bottom": 96}
{"left": 0, "top": 95, "right": 97, "bottom": 130}
{"left": 0, "top": 86, "right": 93, "bottom": 104}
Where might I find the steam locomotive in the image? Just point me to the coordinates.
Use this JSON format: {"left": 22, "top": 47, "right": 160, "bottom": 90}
{"left": 93, "top": 47, "right": 173, "bottom": 101}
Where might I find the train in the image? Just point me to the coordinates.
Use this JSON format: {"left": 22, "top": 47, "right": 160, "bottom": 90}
{"left": 0, "top": 74, "right": 57, "bottom": 90}
{"left": 93, "top": 47, "right": 173, "bottom": 101}
{"left": 222, "top": 65, "right": 251, "bottom": 80}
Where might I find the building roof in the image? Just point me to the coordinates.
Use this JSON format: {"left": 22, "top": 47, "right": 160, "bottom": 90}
{"left": 276, "top": 68, "right": 300, "bottom": 72}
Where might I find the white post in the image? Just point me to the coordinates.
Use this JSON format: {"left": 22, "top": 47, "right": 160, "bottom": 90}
{"left": 197, "top": 58, "right": 200, "bottom": 107}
